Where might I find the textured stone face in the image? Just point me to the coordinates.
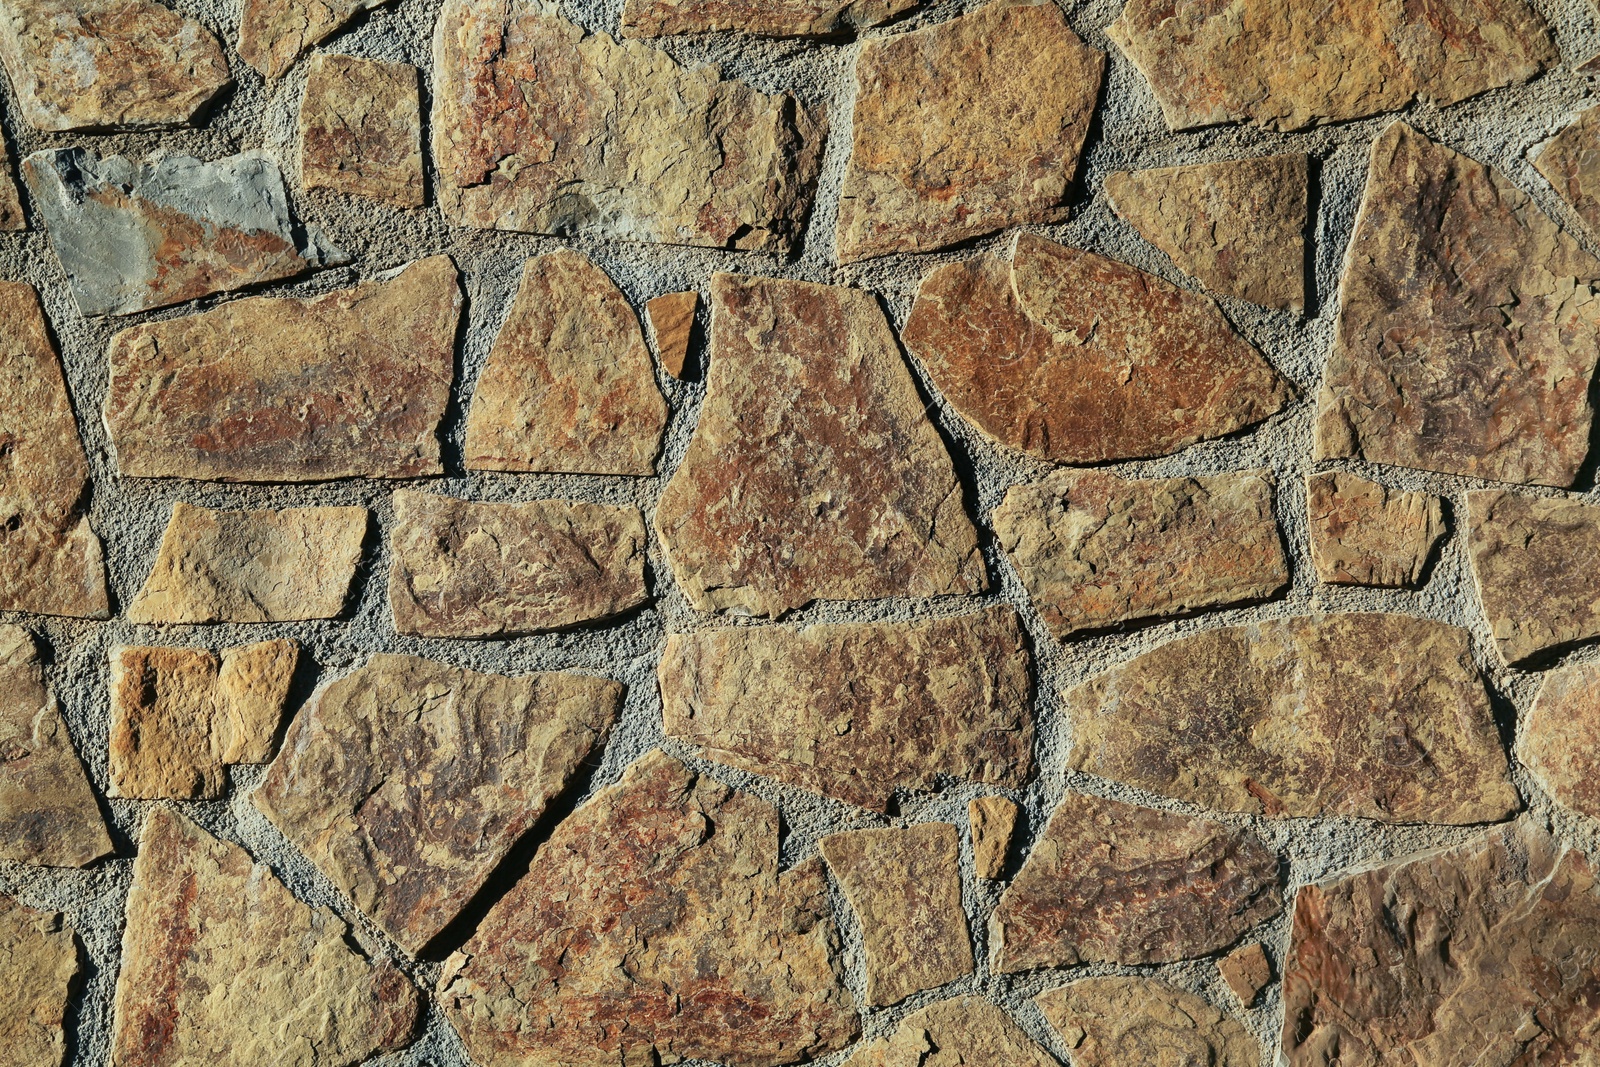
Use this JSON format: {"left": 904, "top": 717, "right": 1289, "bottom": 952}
{"left": 657, "top": 274, "right": 986, "bottom": 617}
{"left": 105, "top": 257, "right": 459, "bottom": 481}
{"left": 969, "top": 796, "right": 1018, "bottom": 880}
{"left": 992, "top": 468, "right": 1287, "bottom": 639}
{"left": 0, "top": 895, "right": 78, "bottom": 1067}
{"left": 1307, "top": 471, "right": 1445, "bottom": 588}
{"left": 646, "top": 290, "right": 698, "bottom": 379}
{"left": 835, "top": 1, "right": 1103, "bottom": 263}
{"left": 432, "top": 0, "right": 824, "bottom": 252}
{"left": 659, "top": 608, "right": 1034, "bottom": 811}
{"left": 255, "top": 655, "right": 622, "bottom": 956}
{"left": 0, "top": 129, "right": 22, "bottom": 231}
{"left": 1315, "top": 123, "right": 1600, "bottom": 487}
{"left": 1469, "top": 490, "right": 1600, "bottom": 665}
{"left": 1536, "top": 105, "right": 1600, "bottom": 243}
{"left": 113, "top": 807, "right": 419, "bottom": 1067}
{"left": 240, "top": 0, "right": 397, "bottom": 80}
{"left": 1520, "top": 661, "right": 1600, "bottom": 819}
{"left": 1036, "top": 977, "right": 1259, "bottom": 1067}
{"left": 904, "top": 234, "right": 1291, "bottom": 465}
{"left": 1218, "top": 943, "right": 1272, "bottom": 1007}
{"left": 840, "top": 997, "right": 1058, "bottom": 1067}
{"left": 300, "top": 54, "right": 424, "bottom": 208}
{"left": 465, "top": 251, "right": 667, "bottom": 475}
{"left": 1067, "top": 613, "right": 1518, "bottom": 823}
{"left": 437, "top": 750, "right": 859, "bottom": 1067}
{"left": 621, "top": 0, "right": 919, "bottom": 36}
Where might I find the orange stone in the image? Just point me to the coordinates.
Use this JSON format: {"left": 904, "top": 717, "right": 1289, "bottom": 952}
{"left": 646, "top": 290, "right": 699, "bottom": 379}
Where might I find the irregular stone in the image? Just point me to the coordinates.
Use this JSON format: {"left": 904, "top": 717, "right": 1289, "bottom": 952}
{"left": 1106, "top": 154, "right": 1309, "bottom": 311}
{"left": 0, "top": 894, "right": 78, "bottom": 1067}
{"left": 1307, "top": 471, "right": 1445, "bottom": 588}
{"left": 1315, "top": 123, "right": 1600, "bottom": 487}
{"left": 0, "top": 0, "right": 231, "bottom": 131}
{"left": 1218, "top": 942, "right": 1272, "bottom": 1007}
{"left": 256, "top": 655, "right": 621, "bottom": 956}
{"left": 389, "top": 490, "right": 649, "bottom": 639}
{"left": 127, "top": 503, "right": 367, "bottom": 624}
{"left": 969, "top": 795, "right": 1018, "bottom": 880}
{"left": 1534, "top": 105, "right": 1600, "bottom": 242}
{"left": 0, "top": 128, "right": 22, "bottom": 230}
{"left": 841, "top": 997, "right": 1057, "bottom": 1067}
{"left": 660, "top": 608, "right": 1034, "bottom": 811}
{"left": 992, "top": 468, "right": 1287, "bottom": 639}
{"left": 300, "top": 54, "right": 424, "bottom": 208}
{"left": 1109, "top": 0, "right": 1555, "bottom": 132}
{"left": 1520, "top": 660, "right": 1600, "bottom": 818}
{"left": 835, "top": 1, "right": 1104, "bottom": 263}
{"left": 647, "top": 290, "right": 698, "bottom": 379}
{"left": 433, "top": 0, "right": 825, "bottom": 252}
{"left": 819, "top": 823, "right": 973, "bottom": 1007}
{"left": 1066, "top": 613, "right": 1518, "bottom": 823}
{"left": 1468, "top": 489, "right": 1600, "bottom": 665}
{"left": 0, "top": 627, "right": 111, "bottom": 868}
{"left": 437, "top": 750, "right": 859, "bottom": 1067}
{"left": 904, "top": 233, "right": 1292, "bottom": 465}
{"left": 657, "top": 274, "right": 986, "bottom": 616}
{"left": 464, "top": 251, "right": 667, "bottom": 475}
{"left": 1036, "top": 977, "right": 1258, "bottom": 1067}
{"left": 0, "top": 281, "right": 108, "bottom": 618}
{"left": 112, "top": 807, "right": 419, "bottom": 1067}
{"left": 216, "top": 640, "right": 299, "bottom": 764}
{"left": 104, "top": 256, "right": 459, "bottom": 481}
{"left": 241, "top": 0, "right": 397, "bottom": 80}
{"left": 621, "top": 0, "right": 919, "bottom": 37}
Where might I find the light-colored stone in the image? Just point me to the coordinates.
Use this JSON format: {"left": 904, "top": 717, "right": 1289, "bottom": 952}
{"left": 1307, "top": 471, "right": 1445, "bottom": 588}
{"left": 1469, "top": 489, "right": 1600, "bottom": 665}
{"left": 840, "top": 997, "right": 1057, "bottom": 1067}
{"left": 646, "top": 290, "right": 698, "bottom": 379}
{"left": 1535, "top": 105, "right": 1600, "bottom": 243}
{"left": 216, "top": 640, "right": 299, "bottom": 764}
{"left": 0, "top": 128, "right": 22, "bottom": 230}
{"left": 1036, "top": 977, "right": 1258, "bottom": 1067}
{"left": 241, "top": 0, "right": 398, "bottom": 80}
{"left": 1218, "top": 943, "right": 1272, "bottom": 1008}
{"left": 969, "top": 796, "right": 1018, "bottom": 880}
{"left": 1520, "top": 660, "right": 1600, "bottom": 819}
{"left": 621, "top": 0, "right": 919, "bottom": 37}
{"left": 300, "top": 54, "right": 424, "bottom": 208}
{"left": 0, "top": 894, "right": 78, "bottom": 1067}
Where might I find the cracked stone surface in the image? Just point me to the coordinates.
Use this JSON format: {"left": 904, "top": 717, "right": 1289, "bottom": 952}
{"left": 1307, "top": 471, "right": 1445, "bottom": 588}
{"left": 1520, "top": 660, "right": 1600, "bottom": 819}
{"left": 969, "top": 796, "right": 1018, "bottom": 880}
{"left": 1036, "top": 977, "right": 1258, "bottom": 1067}
{"left": 1535, "top": 104, "right": 1600, "bottom": 243}
{"left": 0, "top": 129, "right": 22, "bottom": 230}
{"left": 647, "top": 290, "right": 698, "bottom": 379}
{"left": 840, "top": 997, "right": 1057, "bottom": 1067}
{"left": 1469, "top": 489, "right": 1600, "bottom": 665}
{"left": 1218, "top": 943, "right": 1272, "bottom": 1008}
{"left": 300, "top": 54, "right": 424, "bottom": 208}
{"left": 0, "top": 894, "right": 78, "bottom": 1067}
{"left": 621, "top": 0, "right": 919, "bottom": 36}
{"left": 240, "top": 0, "right": 398, "bottom": 80}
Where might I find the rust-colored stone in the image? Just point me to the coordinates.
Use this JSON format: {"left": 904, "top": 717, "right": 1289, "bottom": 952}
{"left": 1468, "top": 489, "right": 1600, "bottom": 665}
{"left": 0, "top": 128, "right": 22, "bottom": 230}
{"left": 240, "top": 0, "right": 398, "bottom": 80}
{"left": 1520, "top": 660, "right": 1600, "bottom": 819}
{"left": 841, "top": 997, "right": 1057, "bottom": 1067}
{"left": 0, "top": 894, "right": 78, "bottom": 1067}
{"left": 969, "top": 795, "right": 1018, "bottom": 880}
{"left": 647, "top": 290, "right": 698, "bottom": 379}
{"left": 1307, "top": 471, "right": 1445, "bottom": 588}
{"left": 621, "top": 0, "right": 919, "bottom": 37}
{"left": 1535, "top": 105, "right": 1600, "bottom": 243}
{"left": 300, "top": 54, "right": 424, "bottom": 208}
{"left": 1218, "top": 942, "right": 1272, "bottom": 1007}
{"left": 1036, "top": 977, "right": 1258, "bottom": 1067}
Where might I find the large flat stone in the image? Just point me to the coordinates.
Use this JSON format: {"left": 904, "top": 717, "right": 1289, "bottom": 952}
{"left": 841, "top": 998, "right": 1057, "bottom": 1067}
{"left": 1307, "top": 471, "right": 1445, "bottom": 588}
{"left": 1520, "top": 660, "right": 1600, "bottom": 818}
{"left": 0, "top": 894, "right": 78, "bottom": 1067}
{"left": 621, "top": 0, "right": 919, "bottom": 37}
{"left": 1036, "top": 977, "right": 1258, "bottom": 1067}
{"left": 1067, "top": 613, "right": 1518, "bottom": 824}
{"left": 0, "top": 128, "right": 22, "bottom": 230}
{"left": 1468, "top": 489, "right": 1600, "bottom": 664}
{"left": 241, "top": 0, "right": 397, "bottom": 80}
{"left": 300, "top": 54, "right": 424, "bottom": 208}
{"left": 1535, "top": 105, "right": 1600, "bottom": 243}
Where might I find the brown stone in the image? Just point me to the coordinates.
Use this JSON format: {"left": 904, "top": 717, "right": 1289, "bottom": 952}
{"left": 1067, "top": 613, "right": 1518, "bottom": 824}
{"left": 1109, "top": 0, "right": 1555, "bottom": 132}
{"left": 112, "top": 806, "right": 419, "bottom": 1067}
{"left": 657, "top": 274, "right": 986, "bottom": 617}
{"left": 127, "top": 503, "right": 367, "bottom": 625}
{"left": 647, "top": 290, "right": 698, "bottom": 379}
{"left": 437, "top": 750, "right": 859, "bottom": 1067}
{"left": 992, "top": 468, "right": 1287, "bottom": 639}
{"left": 104, "top": 256, "right": 458, "bottom": 481}
{"left": 433, "top": 0, "right": 824, "bottom": 252}
{"left": 621, "top": 0, "right": 919, "bottom": 37}
{"left": 216, "top": 640, "right": 299, "bottom": 764}
{"left": 1036, "top": 977, "right": 1258, "bottom": 1067}
{"left": 1218, "top": 942, "right": 1272, "bottom": 1007}
{"left": 1520, "top": 661, "right": 1600, "bottom": 818}
{"left": 904, "top": 234, "right": 1292, "bottom": 465}
{"left": 835, "top": 1, "right": 1104, "bottom": 263}
{"left": 256, "top": 655, "right": 621, "bottom": 956}
{"left": 1307, "top": 471, "right": 1445, "bottom": 588}
{"left": 1106, "top": 154, "right": 1308, "bottom": 311}
{"left": 0, "top": 894, "right": 78, "bottom": 1067}
{"left": 1315, "top": 123, "right": 1600, "bottom": 487}
{"left": 840, "top": 997, "right": 1058, "bottom": 1067}
{"left": 819, "top": 823, "right": 973, "bottom": 1007}
{"left": 660, "top": 608, "right": 1034, "bottom": 811}
{"left": 1469, "top": 489, "right": 1600, "bottom": 665}
{"left": 464, "top": 251, "right": 667, "bottom": 475}
{"left": 240, "top": 0, "right": 397, "bottom": 80}
{"left": 0, "top": 128, "right": 22, "bottom": 231}
{"left": 389, "top": 490, "right": 649, "bottom": 639}
{"left": 300, "top": 54, "right": 424, "bottom": 208}
{"left": 1535, "top": 105, "right": 1600, "bottom": 243}
{"left": 969, "top": 795, "right": 1018, "bottom": 880}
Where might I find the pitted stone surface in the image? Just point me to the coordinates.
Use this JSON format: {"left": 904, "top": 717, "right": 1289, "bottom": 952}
{"left": 647, "top": 290, "right": 698, "bottom": 380}
{"left": 1218, "top": 943, "right": 1272, "bottom": 1007}
{"left": 0, "top": 129, "right": 22, "bottom": 230}
{"left": 840, "top": 997, "right": 1057, "bottom": 1067}
{"left": 300, "top": 54, "right": 424, "bottom": 208}
{"left": 1535, "top": 105, "right": 1600, "bottom": 242}
{"left": 969, "top": 796, "right": 1018, "bottom": 880}
{"left": 1468, "top": 489, "right": 1600, "bottom": 665}
{"left": 240, "top": 0, "right": 398, "bottom": 80}
{"left": 0, "top": 894, "right": 78, "bottom": 1067}
{"left": 1036, "top": 977, "right": 1258, "bottom": 1067}
{"left": 1520, "top": 660, "right": 1600, "bottom": 819}
{"left": 1307, "top": 471, "right": 1445, "bottom": 588}
{"left": 621, "top": 0, "right": 919, "bottom": 36}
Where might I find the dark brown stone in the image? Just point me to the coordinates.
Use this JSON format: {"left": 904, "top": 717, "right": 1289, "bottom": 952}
{"left": 621, "top": 0, "right": 920, "bottom": 37}
{"left": 1307, "top": 471, "right": 1445, "bottom": 588}
{"left": 1036, "top": 977, "right": 1258, "bottom": 1067}
{"left": 299, "top": 54, "right": 424, "bottom": 208}
{"left": 1468, "top": 489, "right": 1600, "bottom": 665}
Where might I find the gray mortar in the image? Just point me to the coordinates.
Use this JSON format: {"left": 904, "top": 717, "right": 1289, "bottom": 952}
{"left": 2, "top": 0, "right": 1600, "bottom": 1064}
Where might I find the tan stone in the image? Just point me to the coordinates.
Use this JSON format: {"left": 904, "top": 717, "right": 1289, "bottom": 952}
{"left": 216, "top": 640, "right": 299, "bottom": 764}
{"left": 1067, "top": 613, "right": 1518, "bottom": 824}
{"left": 1218, "top": 942, "right": 1272, "bottom": 1007}
{"left": 1307, "top": 471, "right": 1445, "bottom": 588}
{"left": 1468, "top": 489, "right": 1600, "bottom": 665}
{"left": 112, "top": 807, "right": 419, "bottom": 1067}
{"left": 660, "top": 608, "right": 1034, "bottom": 811}
{"left": 1036, "top": 977, "right": 1258, "bottom": 1067}
{"left": 437, "top": 750, "right": 859, "bottom": 1067}
{"left": 657, "top": 274, "right": 986, "bottom": 617}
{"left": 904, "top": 233, "right": 1291, "bottom": 465}
{"left": 127, "top": 503, "right": 367, "bottom": 625}
{"left": 433, "top": 0, "right": 824, "bottom": 252}
{"left": 1315, "top": 123, "right": 1600, "bottom": 487}
{"left": 300, "top": 54, "right": 424, "bottom": 208}
{"left": 1520, "top": 660, "right": 1600, "bottom": 818}
{"left": 993, "top": 468, "right": 1287, "bottom": 639}
{"left": 465, "top": 251, "right": 667, "bottom": 475}
{"left": 0, "top": 128, "right": 22, "bottom": 231}
{"left": 621, "top": 0, "right": 919, "bottom": 37}
{"left": 835, "top": 1, "right": 1103, "bottom": 263}
{"left": 240, "top": 0, "right": 397, "bottom": 80}
{"left": 969, "top": 795, "right": 1018, "bottom": 880}
{"left": 1535, "top": 105, "right": 1600, "bottom": 243}
{"left": 647, "top": 290, "right": 698, "bottom": 379}
{"left": 840, "top": 997, "right": 1057, "bottom": 1067}
{"left": 0, "top": 894, "right": 78, "bottom": 1067}
{"left": 105, "top": 256, "right": 459, "bottom": 481}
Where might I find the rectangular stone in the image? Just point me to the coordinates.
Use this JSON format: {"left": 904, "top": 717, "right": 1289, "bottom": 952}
{"left": 299, "top": 54, "right": 424, "bottom": 207}
{"left": 1307, "top": 471, "right": 1444, "bottom": 587}
{"left": 0, "top": 128, "right": 22, "bottom": 230}
{"left": 620, "top": 0, "right": 920, "bottom": 36}
{"left": 1468, "top": 489, "right": 1600, "bottom": 665}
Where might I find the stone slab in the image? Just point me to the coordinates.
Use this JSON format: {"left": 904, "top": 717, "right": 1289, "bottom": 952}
{"left": 0, "top": 128, "right": 22, "bottom": 230}
{"left": 1520, "top": 660, "right": 1600, "bottom": 819}
{"left": 646, "top": 290, "right": 698, "bottom": 379}
{"left": 621, "top": 0, "right": 919, "bottom": 37}
{"left": 969, "top": 795, "right": 1018, "bottom": 880}
{"left": 1535, "top": 105, "right": 1600, "bottom": 244}
{"left": 1218, "top": 943, "right": 1272, "bottom": 1008}
{"left": 1468, "top": 489, "right": 1600, "bottom": 665}
{"left": 1307, "top": 471, "right": 1445, "bottom": 588}
{"left": 840, "top": 997, "right": 1057, "bottom": 1067}
{"left": 1036, "top": 977, "right": 1258, "bottom": 1067}
{"left": 300, "top": 54, "right": 424, "bottom": 208}
{"left": 241, "top": 0, "right": 397, "bottom": 80}
{"left": 0, "top": 894, "right": 78, "bottom": 1067}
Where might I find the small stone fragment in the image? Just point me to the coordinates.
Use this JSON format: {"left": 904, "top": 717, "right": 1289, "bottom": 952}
{"left": 621, "top": 0, "right": 919, "bottom": 37}
{"left": 1534, "top": 105, "right": 1600, "bottom": 242}
{"left": 646, "top": 290, "right": 698, "bottom": 379}
{"left": 1036, "top": 977, "right": 1258, "bottom": 1067}
{"left": 127, "top": 503, "right": 367, "bottom": 625}
{"left": 437, "top": 750, "right": 859, "bottom": 1067}
{"left": 835, "top": 0, "right": 1104, "bottom": 262}
{"left": 300, "top": 54, "right": 424, "bottom": 208}
{"left": 1217, "top": 943, "right": 1272, "bottom": 1007}
{"left": 465, "top": 251, "right": 668, "bottom": 475}
{"left": 1307, "top": 471, "right": 1445, "bottom": 588}
{"left": 241, "top": 0, "right": 397, "bottom": 80}
{"left": 0, "top": 894, "right": 78, "bottom": 1067}
{"left": 217, "top": 639, "right": 299, "bottom": 763}
{"left": 969, "top": 796, "right": 1018, "bottom": 880}
{"left": 905, "top": 234, "right": 1291, "bottom": 465}
{"left": 1067, "top": 613, "right": 1518, "bottom": 823}
{"left": 104, "top": 256, "right": 459, "bottom": 481}
{"left": 256, "top": 655, "right": 622, "bottom": 956}
{"left": 841, "top": 997, "right": 1057, "bottom": 1067}
{"left": 0, "top": 128, "right": 22, "bottom": 230}
{"left": 1315, "top": 123, "right": 1600, "bottom": 487}
{"left": 1520, "top": 660, "right": 1600, "bottom": 818}
{"left": 660, "top": 608, "right": 1034, "bottom": 811}
{"left": 112, "top": 807, "right": 419, "bottom": 1067}
{"left": 1469, "top": 489, "right": 1600, "bottom": 665}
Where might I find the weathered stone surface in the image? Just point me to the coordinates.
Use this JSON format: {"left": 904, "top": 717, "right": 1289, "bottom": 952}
{"left": 660, "top": 608, "right": 1034, "bottom": 811}
{"left": 1469, "top": 490, "right": 1600, "bottom": 665}
{"left": 465, "top": 251, "right": 667, "bottom": 475}
{"left": 256, "top": 655, "right": 621, "bottom": 956}
{"left": 904, "top": 234, "right": 1291, "bottom": 465}
{"left": 127, "top": 503, "right": 367, "bottom": 624}
{"left": 1315, "top": 123, "right": 1600, "bottom": 487}
{"left": 104, "top": 256, "right": 459, "bottom": 481}
{"left": 0, "top": 0, "right": 230, "bottom": 131}
{"left": 819, "top": 823, "right": 973, "bottom": 1007}
{"left": 835, "top": 1, "right": 1104, "bottom": 263}
{"left": 658, "top": 274, "right": 986, "bottom": 616}
{"left": 1535, "top": 105, "right": 1600, "bottom": 242}
{"left": 1109, "top": 0, "right": 1555, "bottom": 132}
{"left": 0, "top": 627, "right": 111, "bottom": 869}
{"left": 993, "top": 468, "right": 1287, "bottom": 639}
{"left": 840, "top": 997, "right": 1057, "bottom": 1067}
{"left": 300, "top": 54, "right": 424, "bottom": 208}
{"left": 389, "top": 490, "right": 649, "bottom": 639}
{"left": 647, "top": 290, "right": 698, "bottom": 379}
{"left": 1218, "top": 942, "right": 1272, "bottom": 1007}
{"left": 1520, "top": 660, "right": 1600, "bottom": 818}
{"left": 433, "top": 0, "right": 824, "bottom": 252}
{"left": 216, "top": 640, "right": 299, "bottom": 764}
{"left": 437, "top": 750, "right": 859, "bottom": 1067}
{"left": 241, "top": 0, "right": 397, "bottom": 80}
{"left": 1106, "top": 154, "right": 1308, "bottom": 311}
{"left": 1068, "top": 613, "right": 1517, "bottom": 823}
{"left": 0, "top": 128, "right": 22, "bottom": 230}
{"left": 1307, "top": 471, "right": 1445, "bottom": 588}
{"left": 969, "top": 795, "right": 1018, "bottom": 880}
{"left": 0, "top": 894, "right": 78, "bottom": 1067}
{"left": 113, "top": 806, "right": 419, "bottom": 1067}
{"left": 1036, "top": 977, "right": 1258, "bottom": 1067}
{"left": 0, "top": 282, "right": 108, "bottom": 619}
{"left": 621, "top": 0, "right": 919, "bottom": 37}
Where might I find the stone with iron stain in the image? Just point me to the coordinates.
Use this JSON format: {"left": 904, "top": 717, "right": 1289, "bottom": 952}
{"left": 841, "top": 997, "right": 1058, "bottom": 1067}
{"left": 1468, "top": 489, "right": 1600, "bottom": 665}
{"left": 240, "top": 0, "right": 398, "bottom": 80}
{"left": 1534, "top": 105, "right": 1600, "bottom": 242}
{"left": 300, "top": 55, "right": 424, "bottom": 208}
{"left": 1036, "top": 977, "right": 1258, "bottom": 1067}
{"left": 1307, "top": 471, "right": 1445, "bottom": 588}
{"left": 1218, "top": 942, "right": 1272, "bottom": 1007}
{"left": 0, "top": 894, "right": 78, "bottom": 1067}
{"left": 969, "top": 795, "right": 1018, "bottom": 880}
{"left": 621, "top": 0, "right": 919, "bottom": 37}
{"left": 0, "top": 129, "right": 22, "bottom": 230}
{"left": 647, "top": 290, "right": 698, "bottom": 379}
{"left": 1519, "top": 660, "right": 1600, "bottom": 819}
